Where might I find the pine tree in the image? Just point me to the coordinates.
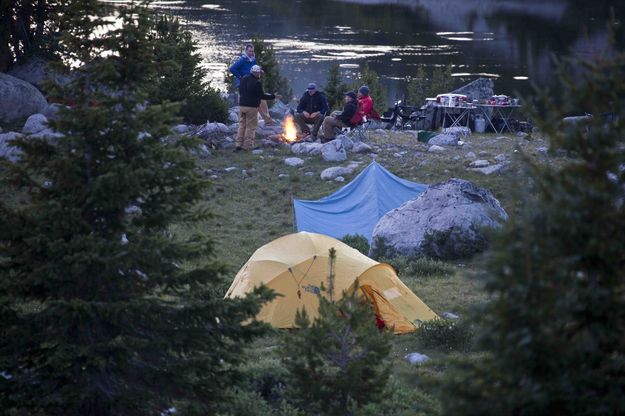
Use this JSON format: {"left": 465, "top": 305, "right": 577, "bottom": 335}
{"left": 0, "top": 0, "right": 68, "bottom": 71}
{"left": 438, "top": 39, "right": 625, "bottom": 415}
{"left": 406, "top": 64, "right": 454, "bottom": 107}
{"left": 147, "top": 16, "right": 227, "bottom": 124}
{"left": 251, "top": 36, "right": 291, "bottom": 101}
{"left": 325, "top": 63, "right": 348, "bottom": 111}
{"left": 282, "top": 252, "right": 391, "bottom": 416}
{"left": 0, "top": 1, "right": 272, "bottom": 415}
{"left": 351, "top": 63, "right": 387, "bottom": 113}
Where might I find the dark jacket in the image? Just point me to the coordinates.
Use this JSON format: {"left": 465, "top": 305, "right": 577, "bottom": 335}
{"left": 338, "top": 100, "right": 358, "bottom": 126}
{"left": 296, "top": 91, "right": 329, "bottom": 115}
{"left": 239, "top": 74, "right": 275, "bottom": 107}
{"left": 229, "top": 54, "right": 256, "bottom": 87}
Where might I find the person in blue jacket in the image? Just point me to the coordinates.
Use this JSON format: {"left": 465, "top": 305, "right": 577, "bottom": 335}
{"left": 229, "top": 43, "right": 275, "bottom": 125}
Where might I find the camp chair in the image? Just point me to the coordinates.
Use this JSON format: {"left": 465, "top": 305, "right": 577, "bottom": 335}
{"left": 341, "top": 116, "right": 371, "bottom": 141}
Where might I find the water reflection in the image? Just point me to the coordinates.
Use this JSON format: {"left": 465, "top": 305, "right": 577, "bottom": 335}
{"left": 149, "top": 0, "right": 620, "bottom": 104}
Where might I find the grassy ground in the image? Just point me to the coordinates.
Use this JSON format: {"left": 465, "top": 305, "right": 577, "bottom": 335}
{"left": 176, "top": 129, "right": 555, "bottom": 413}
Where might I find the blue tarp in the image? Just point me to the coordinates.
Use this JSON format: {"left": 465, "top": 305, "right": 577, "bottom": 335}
{"left": 293, "top": 161, "right": 427, "bottom": 242}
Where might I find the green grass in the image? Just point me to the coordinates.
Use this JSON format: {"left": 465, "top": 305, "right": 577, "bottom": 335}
{"left": 171, "top": 130, "right": 559, "bottom": 413}
{"left": 3, "top": 128, "right": 558, "bottom": 414}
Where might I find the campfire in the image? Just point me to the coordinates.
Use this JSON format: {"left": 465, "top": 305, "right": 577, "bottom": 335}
{"left": 282, "top": 114, "right": 298, "bottom": 143}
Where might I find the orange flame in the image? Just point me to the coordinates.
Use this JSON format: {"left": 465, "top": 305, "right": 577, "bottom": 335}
{"left": 283, "top": 114, "right": 298, "bottom": 143}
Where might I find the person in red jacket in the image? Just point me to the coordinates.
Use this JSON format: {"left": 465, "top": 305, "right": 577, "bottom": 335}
{"left": 356, "top": 85, "right": 380, "bottom": 121}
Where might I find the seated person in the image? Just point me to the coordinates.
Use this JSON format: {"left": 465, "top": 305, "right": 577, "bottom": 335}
{"left": 321, "top": 91, "right": 358, "bottom": 142}
{"left": 295, "top": 83, "right": 328, "bottom": 139}
{"left": 357, "top": 85, "right": 380, "bottom": 120}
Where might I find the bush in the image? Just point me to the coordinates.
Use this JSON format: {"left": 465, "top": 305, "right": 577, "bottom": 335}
{"left": 180, "top": 88, "right": 229, "bottom": 124}
{"left": 377, "top": 256, "right": 455, "bottom": 279}
{"left": 406, "top": 64, "right": 455, "bottom": 107}
{"left": 360, "top": 379, "right": 440, "bottom": 416}
{"left": 415, "top": 318, "right": 473, "bottom": 352}
{"left": 251, "top": 36, "right": 291, "bottom": 100}
{"left": 341, "top": 234, "right": 370, "bottom": 255}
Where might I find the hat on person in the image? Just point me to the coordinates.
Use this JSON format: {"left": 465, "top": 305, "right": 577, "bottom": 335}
{"left": 358, "top": 85, "right": 370, "bottom": 96}
{"left": 345, "top": 91, "right": 357, "bottom": 100}
{"left": 307, "top": 82, "right": 317, "bottom": 90}
{"left": 251, "top": 65, "right": 262, "bottom": 73}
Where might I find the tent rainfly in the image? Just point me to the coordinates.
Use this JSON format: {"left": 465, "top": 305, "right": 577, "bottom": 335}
{"left": 293, "top": 161, "right": 427, "bottom": 242}
{"left": 225, "top": 232, "right": 437, "bottom": 334}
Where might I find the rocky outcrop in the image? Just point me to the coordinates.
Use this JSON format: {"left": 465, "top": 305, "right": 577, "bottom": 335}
{"left": 370, "top": 178, "right": 508, "bottom": 260}
{"left": 22, "top": 114, "right": 48, "bottom": 134}
{"left": 321, "top": 139, "right": 347, "bottom": 162}
{"left": 320, "top": 166, "right": 354, "bottom": 180}
{"left": 0, "top": 73, "right": 48, "bottom": 123}
{"left": 7, "top": 56, "right": 70, "bottom": 90}
{"left": 451, "top": 78, "right": 494, "bottom": 102}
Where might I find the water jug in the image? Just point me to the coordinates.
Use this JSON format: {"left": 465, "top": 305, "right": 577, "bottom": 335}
{"left": 474, "top": 115, "right": 486, "bottom": 133}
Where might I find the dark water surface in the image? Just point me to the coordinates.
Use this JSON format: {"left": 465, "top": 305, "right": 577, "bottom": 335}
{"left": 150, "top": 0, "right": 619, "bottom": 105}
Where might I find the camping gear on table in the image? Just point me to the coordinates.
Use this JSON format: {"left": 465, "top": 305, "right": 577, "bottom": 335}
{"left": 225, "top": 232, "right": 438, "bottom": 334}
{"left": 293, "top": 161, "right": 427, "bottom": 242}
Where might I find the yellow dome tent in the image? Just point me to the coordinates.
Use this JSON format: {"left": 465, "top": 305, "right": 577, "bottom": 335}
{"left": 225, "top": 232, "right": 437, "bottom": 334}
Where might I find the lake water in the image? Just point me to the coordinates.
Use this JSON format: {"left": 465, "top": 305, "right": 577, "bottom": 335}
{"left": 153, "top": 0, "right": 619, "bottom": 106}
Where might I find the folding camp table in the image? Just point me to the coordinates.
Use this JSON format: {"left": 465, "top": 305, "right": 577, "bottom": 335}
{"left": 439, "top": 105, "right": 474, "bottom": 130}
{"left": 475, "top": 104, "right": 521, "bottom": 134}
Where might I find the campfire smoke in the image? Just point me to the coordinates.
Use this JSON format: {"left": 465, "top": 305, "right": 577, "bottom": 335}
{"left": 282, "top": 114, "right": 298, "bottom": 143}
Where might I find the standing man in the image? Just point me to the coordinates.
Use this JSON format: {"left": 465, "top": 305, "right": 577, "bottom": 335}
{"left": 295, "top": 82, "right": 328, "bottom": 140}
{"left": 229, "top": 43, "right": 275, "bottom": 125}
{"left": 237, "top": 65, "right": 278, "bottom": 151}
{"left": 321, "top": 91, "right": 358, "bottom": 142}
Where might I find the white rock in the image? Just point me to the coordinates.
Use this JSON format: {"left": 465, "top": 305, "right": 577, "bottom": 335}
{"left": 494, "top": 154, "right": 507, "bottom": 163}
{"left": 228, "top": 109, "right": 239, "bottom": 123}
{"left": 428, "top": 145, "right": 446, "bottom": 153}
{"left": 172, "top": 124, "right": 189, "bottom": 134}
{"left": 336, "top": 134, "right": 354, "bottom": 151}
{"left": 335, "top": 176, "right": 345, "bottom": 182}
{"left": 0, "top": 73, "right": 48, "bottom": 123}
{"left": 29, "top": 128, "right": 64, "bottom": 141}
{"left": 278, "top": 173, "right": 289, "bottom": 179}
{"left": 320, "top": 166, "right": 353, "bottom": 181}
{"left": 321, "top": 139, "right": 347, "bottom": 162}
{"left": 470, "top": 159, "right": 490, "bottom": 168}
{"left": 42, "top": 103, "right": 64, "bottom": 121}
{"left": 224, "top": 166, "right": 237, "bottom": 173}
{"left": 285, "top": 157, "right": 305, "bottom": 167}
{"left": 429, "top": 133, "right": 459, "bottom": 146}
{"left": 304, "top": 171, "right": 314, "bottom": 176}
{"left": 404, "top": 352, "right": 430, "bottom": 365}
{"left": 516, "top": 132, "right": 529, "bottom": 139}
{"left": 441, "top": 311, "right": 460, "bottom": 320}
{"left": 468, "top": 164, "right": 505, "bottom": 175}
{"left": 536, "top": 146, "right": 548, "bottom": 154}
{"left": 352, "top": 141, "right": 372, "bottom": 153}
{"left": 371, "top": 178, "right": 508, "bottom": 259}
{"left": 393, "top": 152, "right": 403, "bottom": 158}
{"left": 22, "top": 113, "right": 48, "bottom": 134}
{"left": 442, "top": 126, "right": 471, "bottom": 137}
{"left": 252, "top": 149, "right": 264, "bottom": 155}
{"left": 216, "top": 123, "right": 230, "bottom": 133}
{"left": 291, "top": 142, "right": 323, "bottom": 156}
